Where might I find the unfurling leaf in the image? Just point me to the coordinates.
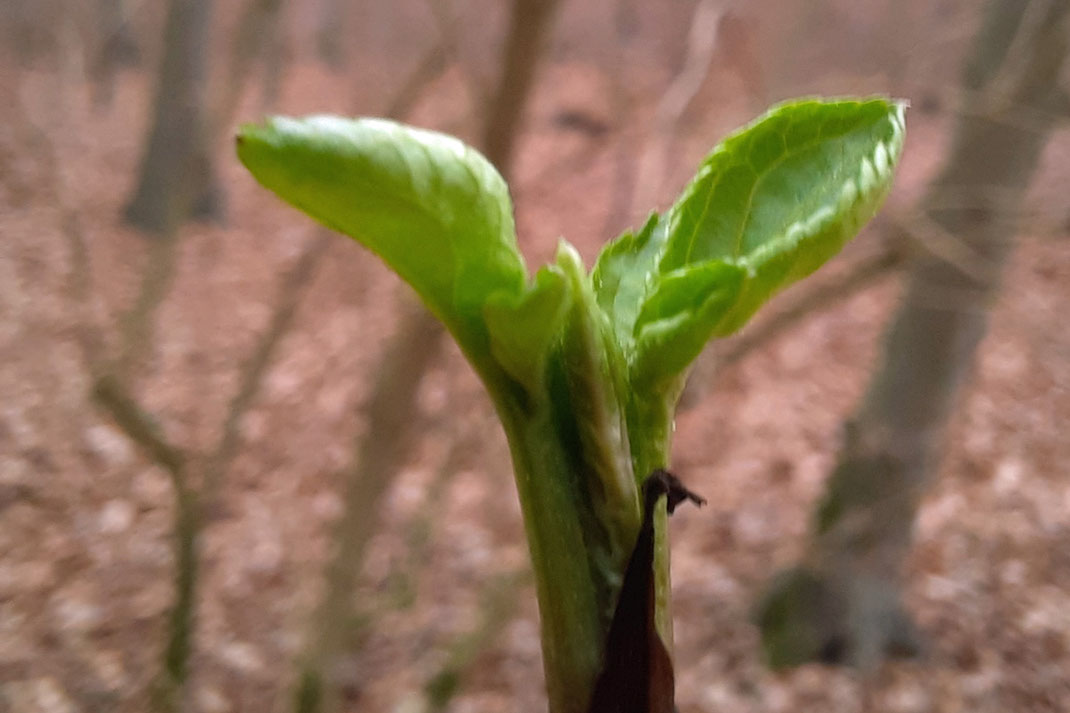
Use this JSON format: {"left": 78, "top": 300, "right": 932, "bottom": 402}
{"left": 236, "top": 116, "right": 528, "bottom": 378}
{"left": 483, "top": 264, "right": 571, "bottom": 393}
{"left": 594, "top": 98, "right": 906, "bottom": 392}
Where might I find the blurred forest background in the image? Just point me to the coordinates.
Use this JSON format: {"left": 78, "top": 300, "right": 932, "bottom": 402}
{"left": 1, "top": 0, "right": 1069, "bottom": 712}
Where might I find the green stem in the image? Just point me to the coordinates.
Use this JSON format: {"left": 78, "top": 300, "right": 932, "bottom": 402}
{"left": 490, "top": 364, "right": 685, "bottom": 713}
{"left": 626, "top": 391, "right": 678, "bottom": 654}
{"left": 483, "top": 245, "right": 652, "bottom": 713}
{"left": 497, "top": 396, "right": 604, "bottom": 713}
{"left": 151, "top": 483, "right": 199, "bottom": 713}
{"left": 628, "top": 396, "right": 674, "bottom": 481}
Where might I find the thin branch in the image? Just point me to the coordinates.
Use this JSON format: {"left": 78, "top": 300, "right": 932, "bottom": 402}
{"left": 600, "top": 0, "right": 641, "bottom": 238}
{"left": 115, "top": 233, "right": 183, "bottom": 377}
{"left": 950, "top": 82, "right": 1070, "bottom": 135}
{"left": 17, "top": 31, "right": 192, "bottom": 481}
{"left": 202, "top": 4, "right": 459, "bottom": 509}
{"left": 895, "top": 207, "right": 998, "bottom": 283}
{"left": 120, "top": 0, "right": 288, "bottom": 382}
{"left": 91, "top": 374, "right": 186, "bottom": 478}
{"left": 382, "top": 43, "right": 450, "bottom": 121}
{"left": 387, "top": 406, "right": 500, "bottom": 602}
{"left": 258, "top": 2, "right": 288, "bottom": 113}
{"left": 17, "top": 60, "right": 191, "bottom": 490}
{"left": 113, "top": 0, "right": 211, "bottom": 370}
{"left": 631, "top": 0, "right": 723, "bottom": 211}
{"left": 979, "top": 0, "right": 1055, "bottom": 115}
{"left": 18, "top": 57, "right": 197, "bottom": 710}
{"left": 202, "top": 231, "right": 331, "bottom": 503}
{"left": 421, "top": 570, "right": 530, "bottom": 711}
{"left": 423, "top": 0, "right": 489, "bottom": 108}
{"left": 480, "top": 0, "right": 563, "bottom": 176}
{"left": 202, "top": 0, "right": 460, "bottom": 512}
{"left": 23, "top": 35, "right": 201, "bottom": 713}
{"left": 295, "top": 301, "right": 446, "bottom": 713}
{"left": 154, "top": 485, "right": 199, "bottom": 713}
{"left": 14, "top": 75, "right": 104, "bottom": 366}
{"left": 208, "top": 0, "right": 286, "bottom": 149}
{"left": 295, "top": 3, "right": 563, "bottom": 707}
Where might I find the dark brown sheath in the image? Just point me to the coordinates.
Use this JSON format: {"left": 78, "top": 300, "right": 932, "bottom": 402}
{"left": 587, "top": 469, "right": 704, "bottom": 713}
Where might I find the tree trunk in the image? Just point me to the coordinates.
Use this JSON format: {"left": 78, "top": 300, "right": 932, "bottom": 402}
{"left": 123, "top": 0, "right": 218, "bottom": 234}
{"left": 259, "top": 1, "right": 289, "bottom": 112}
{"left": 3, "top": 0, "right": 60, "bottom": 65}
{"left": 754, "top": 0, "right": 1070, "bottom": 671}
{"left": 481, "top": 0, "right": 562, "bottom": 179}
{"left": 91, "top": 0, "right": 141, "bottom": 111}
{"left": 315, "top": 0, "right": 348, "bottom": 69}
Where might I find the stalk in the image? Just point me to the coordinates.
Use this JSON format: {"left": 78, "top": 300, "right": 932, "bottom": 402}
{"left": 479, "top": 257, "right": 640, "bottom": 712}
{"left": 495, "top": 397, "right": 605, "bottom": 713}
{"left": 625, "top": 391, "right": 679, "bottom": 653}
{"left": 483, "top": 249, "right": 688, "bottom": 713}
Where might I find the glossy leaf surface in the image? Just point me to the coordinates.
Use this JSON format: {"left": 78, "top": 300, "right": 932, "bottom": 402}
{"left": 236, "top": 99, "right": 906, "bottom": 713}
{"left": 595, "top": 98, "right": 906, "bottom": 390}
{"left": 237, "top": 116, "right": 528, "bottom": 375}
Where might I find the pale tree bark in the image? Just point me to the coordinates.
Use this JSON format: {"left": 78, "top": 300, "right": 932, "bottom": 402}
{"left": 613, "top": 0, "right": 767, "bottom": 236}
{"left": 630, "top": 0, "right": 730, "bottom": 221}
{"left": 123, "top": 0, "right": 217, "bottom": 233}
{"left": 481, "top": 0, "right": 561, "bottom": 180}
{"left": 754, "top": 0, "right": 1070, "bottom": 671}
{"left": 315, "top": 0, "right": 348, "bottom": 69}
{"left": 259, "top": 0, "right": 289, "bottom": 112}
{"left": 293, "top": 3, "right": 561, "bottom": 712}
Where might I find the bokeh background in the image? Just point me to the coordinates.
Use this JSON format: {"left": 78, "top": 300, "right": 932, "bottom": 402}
{"left": 2, "top": 0, "right": 1069, "bottom": 711}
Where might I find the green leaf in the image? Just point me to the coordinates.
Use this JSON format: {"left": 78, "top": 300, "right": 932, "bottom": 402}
{"left": 658, "top": 97, "right": 905, "bottom": 332}
{"left": 236, "top": 116, "right": 528, "bottom": 370}
{"left": 595, "top": 98, "right": 906, "bottom": 389}
{"left": 630, "top": 261, "right": 745, "bottom": 386}
{"left": 484, "top": 264, "right": 571, "bottom": 394}
{"left": 591, "top": 213, "right": 665, "bottom": 349}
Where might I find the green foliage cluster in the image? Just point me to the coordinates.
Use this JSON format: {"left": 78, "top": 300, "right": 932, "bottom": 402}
{"left": 237, "top": 97, "right": 905, "bottom": 713}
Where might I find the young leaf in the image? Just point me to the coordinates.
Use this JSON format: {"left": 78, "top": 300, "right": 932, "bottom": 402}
{"left": 595, "top": 98, "right": 906, "bottom": 390}
{"left": 591, "top": 213, "right": 665, "bottom": 351}
{"left": 483, "top": 264, "right": 571, "bottom": 394}
{"left": 658, "top": 97, "right": 905, "bottom": 333}
{"left": 236, "top": 116, "right": 528, "bottom": 373}
{"left": 629, "top": 261, "right": 745, "bottom": 386}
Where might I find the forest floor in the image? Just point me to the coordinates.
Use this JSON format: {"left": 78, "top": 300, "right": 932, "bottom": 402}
{"left": 2, "top": 50, "right": 1070, "bottom": 713}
